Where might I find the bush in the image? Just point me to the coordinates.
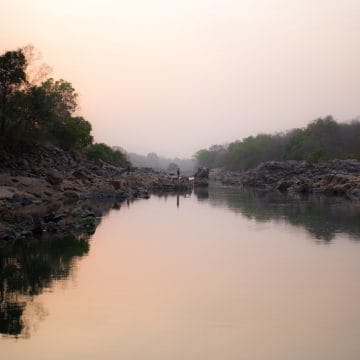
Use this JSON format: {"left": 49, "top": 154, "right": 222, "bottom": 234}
{"left": 84, "top": 143, "right": 130, "bottom": 167}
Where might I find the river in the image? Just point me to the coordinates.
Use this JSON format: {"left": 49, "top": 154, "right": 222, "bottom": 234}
{"left": 2, "top": 185, "right": 360, "bottom": 359}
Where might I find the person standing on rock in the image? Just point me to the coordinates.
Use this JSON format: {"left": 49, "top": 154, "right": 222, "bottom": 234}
{"left": 177, "top": 168, "right": 180, "bottom": 178}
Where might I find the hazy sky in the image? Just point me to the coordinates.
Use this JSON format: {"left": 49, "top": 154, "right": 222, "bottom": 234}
{"left": 1, "top": 0, "right": 360, "bottom": 157}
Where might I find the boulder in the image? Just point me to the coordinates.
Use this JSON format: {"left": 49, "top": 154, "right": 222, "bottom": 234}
{"left": 63, "top": 191, "right": 80, "bottom": 203}
{"left": 0, "top": 186, "right": 15, "bottom": 200}
{"left": 346, "top": 188, "right": 360, "bottom": 201}
{"left": 72, "top": 169, "right": 89, "bottom": 181}
{"left": 0, "top": 227, "right": 17, "bottom": 242}
{"left": 213, "top": 159, "right": 360, "bottom": 200}
{"left": 194, "top": 167, "right": 209, "bottom": 187}
{"left": 46, "top": 169, "right": 63, "bottom": 185}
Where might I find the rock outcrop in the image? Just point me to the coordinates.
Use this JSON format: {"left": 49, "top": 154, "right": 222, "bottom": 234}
{"left": 194, "top": 167, "right": 209, "bottom": 187}
{"left": 0, "top": 145, "right": 192, "bottom": 245}
{"left": 210, "top": 160, "right": 360, "bottom": 200}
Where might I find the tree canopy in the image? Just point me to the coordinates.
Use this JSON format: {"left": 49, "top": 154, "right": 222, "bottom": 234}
{"left": 195, "top": 116, "right": 360, "bottom": 170}
{"left": 0, "top": 46, "right": 130, "bottom": 167}
{"left": 84, "top": 143, "right": 130, "bottom": 167}
{"left": 0, "top": 49, "right": 27, "bottom": 133}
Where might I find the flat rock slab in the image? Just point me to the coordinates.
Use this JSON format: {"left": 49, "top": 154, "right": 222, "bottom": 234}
{"left": 0, "top": 186, "right": 16, "bottom": 199}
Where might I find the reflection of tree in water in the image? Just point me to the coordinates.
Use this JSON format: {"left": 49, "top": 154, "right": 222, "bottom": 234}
{"left": 196, "top": 186, "right": 360, "bottom": 243}
{"left": 153, "top": 189, "right": 192, "bottom": 209}
{"left": 0, "top": 234, "right": 90, "bottom": 338}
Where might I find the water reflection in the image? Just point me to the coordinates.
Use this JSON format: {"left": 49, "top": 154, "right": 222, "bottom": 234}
{"left": 194, "top": 185, "right": 360, "bottom": 242}
{"left": 152, "top": 189, "right": 192, "bottom": 209}
{"left": 2, "top": 186, "right": 360, "bottom": 342}
{"left": 0, "top": 234, "right": 90, "bottom": 338}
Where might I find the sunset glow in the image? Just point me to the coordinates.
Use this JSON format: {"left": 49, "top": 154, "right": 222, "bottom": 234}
{"left": 1, "top": 0, "right": 360, "bottom": 156}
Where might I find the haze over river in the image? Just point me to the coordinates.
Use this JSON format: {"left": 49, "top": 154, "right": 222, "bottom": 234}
{"left": 2, "top": 186, "right": 360, "bottom": 359}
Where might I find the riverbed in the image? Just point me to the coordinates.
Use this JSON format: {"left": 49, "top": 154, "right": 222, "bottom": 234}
{"left": 2, "top": 186, "right": 360, "bottom": 359}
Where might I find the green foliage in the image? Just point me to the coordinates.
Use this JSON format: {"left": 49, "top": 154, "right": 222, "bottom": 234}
{"left": 194, "top": 145, "right": 227, "bottom": 169}
{"left": 306, "top": 150, "right": 329, "bottom": 164}
{"left": 284, "top": 116, "right": 339, "bottom": 162}
{"left": 0, "top": 47, "right": 89, "bottom": 150}
{"left": 50, "top": 116, "right": 93, "bottom": 150}
{"left": 195, "top": 116, "right": 360, "bottom": 170}
{"left": 226, "top": 134, "right": 285, "bottom": 169}
{"left": 194, "top": 149, "right": 212, "bottom": 168}
{"left": 84, "top": 143, "right": 131, "bottom": 167}
{"left": 38, "top": 78, "right": 78, "bottom": 119}
{"left": 0, "top": 49, "right": 27, "bottom": 133}
{"left": 0, "top": 47, "right": 129, "bottom": 158}
{"left": 283, "top": 129, "right": 306, "bottom": 160}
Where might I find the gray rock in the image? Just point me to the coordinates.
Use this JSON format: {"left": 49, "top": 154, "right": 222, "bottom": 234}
{"left": 46, "top": 169, "right": 63, "bottom": 185}
{"left": 346, "top": 188, "right": 360, "bottom": 201}
{"left": 0, "top": 228, "right": 17, "bottom": 242}
{"left": 63, "top": 191, "right": 80, "bottom": 203}
{"left": 72, "top": 170, "right": 89, "bottom": 181}
{"left": 194, "top": 167, "right": 209, "bottom": 187}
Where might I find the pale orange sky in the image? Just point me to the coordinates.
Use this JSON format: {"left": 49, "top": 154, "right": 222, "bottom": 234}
{"left": 1, "top": 0, "right": 360, "bottom": 157}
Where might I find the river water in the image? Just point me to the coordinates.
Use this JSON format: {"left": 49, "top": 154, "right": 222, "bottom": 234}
{"left": 2, "top": 185, "right": 360, "bottom": 359}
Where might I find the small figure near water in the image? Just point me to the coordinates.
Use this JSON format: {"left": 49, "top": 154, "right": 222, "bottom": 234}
{"left": 177, "top": 168, "right": 180, "bottom": 178}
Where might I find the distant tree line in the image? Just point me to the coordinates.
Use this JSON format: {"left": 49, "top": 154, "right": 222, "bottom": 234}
{"left": 128, "top": 152, "right": 195, "bottom": 174}
{"left": 0, "top": 46, "right": 130, "bottom": 167}
{"left": 195, "top": 116, "right": 360, "bottom": 170}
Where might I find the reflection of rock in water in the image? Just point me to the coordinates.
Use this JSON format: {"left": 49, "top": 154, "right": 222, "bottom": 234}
{"left": 0, "top": 233, "right": 90, "bottom": 338}
{"left": 152, "top": 189, "right": 192, "bottom": 209}
{"left": 199, "top": 185, "right": 360, "bottom": 243}
{"left": 194, "top": 187, "right": 209, "bottom": 200}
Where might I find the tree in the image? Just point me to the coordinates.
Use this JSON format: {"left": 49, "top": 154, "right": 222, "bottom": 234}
{"left": 167, "top": 162, "right": 179, "bottom": 172}
{"left": 38, "top": 78, "right": 77, "bottom": 120}
{"left": 85, "top": 143, "right": 131, "bottom": 167}
{"left": 0, "top": 49, "right": 27, "bottom": 133}
{"left": 0, "top": 46, "right": 120, "bottom": 155}
{"left": 3, "top": 78, "right": 81, "bottom": 146}
{"left": 146, "top": 152, "right": 160, "bottom": 168}
{"left": 194, "top": 149, "right": 212, "bottom": 167}
{"left": 50, "top": 116, "right": 93, "bottom": 150}
{"left": 194, "top": 116, "right": 360, "bottom": 170}
{"left": 22, "top": 45, "right": 51, "bottom": 87}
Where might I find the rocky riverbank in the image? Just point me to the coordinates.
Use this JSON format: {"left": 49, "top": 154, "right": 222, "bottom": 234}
{"left": 210, "top": 159, "right": 360, "bottom": 200}
{"left": 0, "top": 145, "right": 192, "bottom": 245}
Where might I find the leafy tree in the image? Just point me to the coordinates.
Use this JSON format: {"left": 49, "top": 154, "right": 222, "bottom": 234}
{"left": 195, "top": 145, "right": 228, "bottom": 168}
{"left": 85, "top": 143, "right": 130, "bottom": 167}
{"left": 194, "top": 149, "right": 212, "bottom": 168}
{"left": 283, "top": 129, "right": 306, "bottom": 160}
{"left": 50, "top": 116, "right": 93, "bottom": 150}
{"left": 26, "top": 79, "right": 80, "bottom": 145}
{"left": 146, "top": 152, "right": 160, "bottom": 168}
{"left": 0, "top": 46, "right": 129, "bottom": 157}
{"left": 0, "top": 49, "right": 27, "bottom": 133}
{"left": 195, "top": 116, "right": 360, "bottom": 170}
{"left": 4, "top": 78, "right": 87, "bottom": 149}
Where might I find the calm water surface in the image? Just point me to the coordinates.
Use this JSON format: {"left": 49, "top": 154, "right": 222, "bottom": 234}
{"left": 2, "top": 186, "right": 360, "bottom": 359}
